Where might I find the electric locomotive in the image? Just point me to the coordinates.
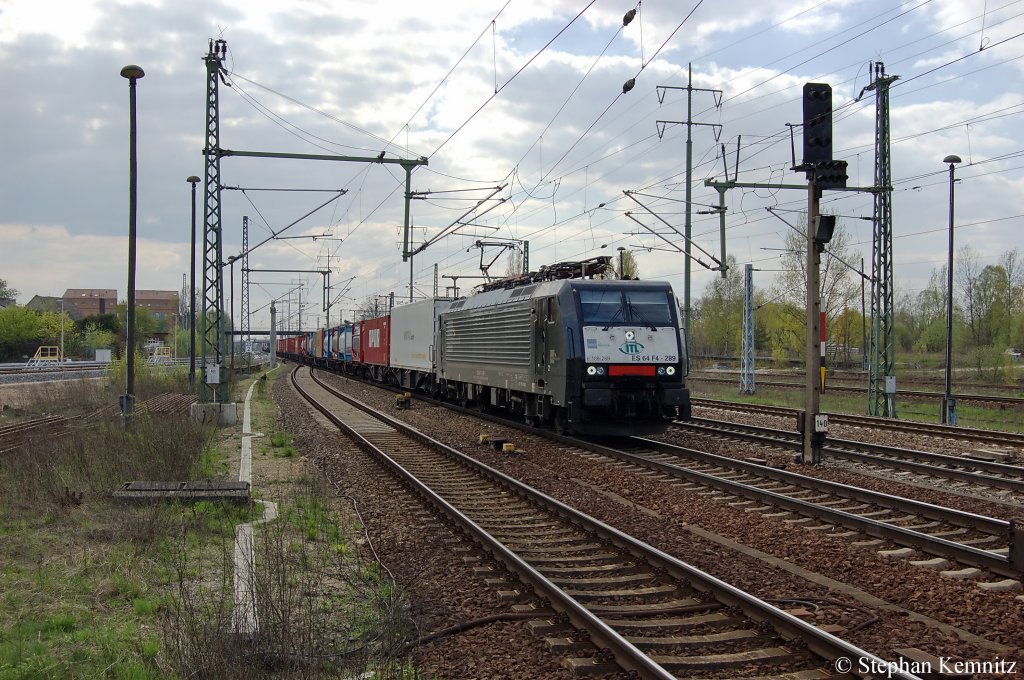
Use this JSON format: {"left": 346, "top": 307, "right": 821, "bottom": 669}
{"left": 434, "top": 273, "right": 690, "bottom": 436}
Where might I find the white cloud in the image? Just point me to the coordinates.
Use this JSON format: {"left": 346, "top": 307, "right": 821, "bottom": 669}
{"left": 2, "top": 0, "right": 1023, "bottom": 327}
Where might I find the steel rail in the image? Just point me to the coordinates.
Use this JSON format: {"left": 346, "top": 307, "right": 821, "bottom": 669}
{"left": 573, "top": 437, "right": 1015, "bottom": 577}
{"left": 680, "top": 417, "right": 1024, "bottom": 495}
{"left": 292, "top": 367, "right": 674, "bottom": 680}
{"left": 827, "top": 413, "right": 1024, "bottom": 448}
{"left": 636, "top": 438, "right": 1010, "bottom": 535}
{"left": 689, "top": 376, "right": 1024, "bottom": 405}
{"left": 693, "top": 398, "right": 1024, "bottom": 447}
{"left": 295, "top": 367, "right": 915, "bottom": 679}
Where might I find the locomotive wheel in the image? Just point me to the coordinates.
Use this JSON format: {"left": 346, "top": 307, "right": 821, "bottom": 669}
{"left": 552, "top": 410, "right": 569, "bottom": 435}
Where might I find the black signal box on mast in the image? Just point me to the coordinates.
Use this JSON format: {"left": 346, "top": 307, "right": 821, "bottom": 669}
{"left": 802, "top": 83, "right": 833, "bottom": 165}
{"left": 814, "top": 159, "right": 848, "bottom": 190}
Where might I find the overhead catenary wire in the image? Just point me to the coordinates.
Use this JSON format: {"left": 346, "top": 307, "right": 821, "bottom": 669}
{"left": 223, "top": 3, "right": 1024, "bottom": 319}
{"left": 428, "top": 0, "right": 599, "bottom": 160}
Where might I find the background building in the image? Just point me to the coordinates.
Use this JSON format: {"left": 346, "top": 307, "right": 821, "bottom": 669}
{"left": 137, "top": 290, "right": 180, "bottom": 340}
{"left": 26, "top": 295, "right": 84, "bottom": 321}
{"left": 62, "top": 289, "right": 117, "bottom": 319}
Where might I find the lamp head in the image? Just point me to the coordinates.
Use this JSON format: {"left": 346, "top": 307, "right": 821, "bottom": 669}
{"left": 120, "top": 65, "right": 145, "bottom": 80}
{"left": 187, "top": 175, "right": 200, "bottom": 184}
{"left": 943, "top": 154, "right": 962, "bottom": 165}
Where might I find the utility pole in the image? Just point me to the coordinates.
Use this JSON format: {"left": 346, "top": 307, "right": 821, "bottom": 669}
{"left": 269, "top": 301, "right": 277, "bottom": 369}
{"left": 229, "top": 257, "right": 236, "bottom": 371}
{"left": 863, "top": 62, "right": 898, "bottom": 417}
{"left": 656, "top": 64, "right": 723, "bottom": 367}
{"left": 241, "top": 216, "right": 250, "bottom": 361}
{"left": 200, "top": 37, "right": 426, "bottom": 404}
{"left": 740, "top": 264, "right": 755, "bottom": 394}
{"left": 201, "top": 39, "right": 228, "bottom": 404}
{"left": 315, "top": 237, "right": 343, "bottom": 327}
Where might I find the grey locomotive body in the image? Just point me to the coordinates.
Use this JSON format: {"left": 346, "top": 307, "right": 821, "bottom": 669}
{"left": 434, "top": 278, "right": 690, "bottom": 436}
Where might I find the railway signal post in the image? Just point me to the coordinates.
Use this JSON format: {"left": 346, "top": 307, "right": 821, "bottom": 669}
{"left": 804, "top": 188, "right": 827, "bottom": 464}
{"left": 800, "top": 82, "right": 846, "bottom": 464}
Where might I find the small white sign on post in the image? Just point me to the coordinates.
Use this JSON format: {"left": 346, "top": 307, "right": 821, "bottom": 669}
{"left": 205, "top": 362, "right": 220, "bottom": 385}
{"left": 814, "top": 414, "right": 829, "bottom": 433}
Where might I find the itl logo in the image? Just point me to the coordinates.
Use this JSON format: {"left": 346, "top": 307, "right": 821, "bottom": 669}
{"left": 619, "top": 341, "right": 644, "bottom": 355}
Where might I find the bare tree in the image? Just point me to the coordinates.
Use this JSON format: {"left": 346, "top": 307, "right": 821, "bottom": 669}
{"left": 1000, "top": 249, "right": 1023, "bottom": 343}
{"left": 356, "top": 294, "right": 391, "bottom": 320}
{"left": 178, "top": 280, "right": 191, "bottom": 330}
{"left": 503, "top": 249, "right": 525, "bottom": 278}
{"left": 619, "top": 250, "right": 640, "bottom": 279}
{"left": 956, "top": 245, "right": 983, "bottom": 345}
{"left": 773, "top": 219, "right": 859, "bottom": 323}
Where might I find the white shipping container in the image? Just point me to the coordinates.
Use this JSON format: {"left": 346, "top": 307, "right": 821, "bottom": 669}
{"left": 389, "top": 298, "right": 453, "bottom": 372}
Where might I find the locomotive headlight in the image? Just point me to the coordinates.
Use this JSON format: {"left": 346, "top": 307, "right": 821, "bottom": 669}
{"left": 657, "top": 366, "right": 666, "bottom": 375}
{"left": 625, "top": 330, "right": 636, "bottom": 341}
{"left": 587, "top": 366, "right": 597, "bottom": 376}
{"left": 596, "top": 366, "right": 605, "bottom": 375}
{"left": 666, "top": 366, "right": 676, "bottom": 375}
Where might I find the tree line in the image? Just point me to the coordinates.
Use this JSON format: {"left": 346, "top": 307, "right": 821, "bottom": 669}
{"left": 0, "top": 279, "right": 170, "bottom": 361}
{"left": 691, "top": 224, "right": 1024, "bottom": 373}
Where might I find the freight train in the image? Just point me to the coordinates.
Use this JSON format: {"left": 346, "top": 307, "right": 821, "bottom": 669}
{"left": 278, "top": 261, "right": 690, "bottom": 436}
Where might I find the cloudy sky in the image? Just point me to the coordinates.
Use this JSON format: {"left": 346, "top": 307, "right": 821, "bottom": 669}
{"left": 2, "top": 0, "right": 1022, "bottom": 332}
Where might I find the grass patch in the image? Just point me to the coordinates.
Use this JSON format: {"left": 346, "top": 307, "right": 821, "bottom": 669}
{"left": 1, "top": 367, "right": 421, "bottom": 679}
{"left": 267, "top": 425, "right": 299, "bottom": 458}
{"left": 691, "top": 377, "right": 1024, "bottom": 432}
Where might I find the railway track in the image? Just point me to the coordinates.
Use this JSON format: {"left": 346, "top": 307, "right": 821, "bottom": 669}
{"left": 674, "top": 417, "right": 1024, "bottom": 497}
{"left": 291, "top": 365, "right": 903, "bottom": 679}
{"left": 337, "top": 373, "right": 1022, "bottom": 578}
{"left": 298, "top": 366, "right": 1022, "bottom": 577}
{"left": 0, "top": 363, "right": 108, "bottom": 376}
{"left": 692, "top": 370, "right": 1024, "bottom": 392}
{"left": 693, "top": 397, "right": 1024, "bottom": 449}
{"left": 0, "top": 393, "right": 197, "bottom": 454}
{"left": 689, "top": 376, "right": 1024, "bottom": 406}
{"left": 591, "top": 436, "right": 1020, "bottom": 580}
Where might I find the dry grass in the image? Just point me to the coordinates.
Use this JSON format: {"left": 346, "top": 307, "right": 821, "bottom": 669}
{"left": 0, "top": 368, "right": 423, "bottom": 679}
{"left": 160, "top": 470, "right": 418, "bottom": 678}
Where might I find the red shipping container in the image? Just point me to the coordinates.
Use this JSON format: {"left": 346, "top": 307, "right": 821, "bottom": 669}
{"left": 360, "top": 316, "right": 390, "bottom": 367}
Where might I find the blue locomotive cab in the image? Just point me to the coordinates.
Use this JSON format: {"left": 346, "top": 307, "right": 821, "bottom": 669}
{"left": 564, "top": 282, "right": 689, "bottom": 435}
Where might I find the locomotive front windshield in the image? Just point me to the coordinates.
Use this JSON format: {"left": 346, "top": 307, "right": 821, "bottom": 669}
{"left": 579, "top": 289, "right": 675, "bottom": 325}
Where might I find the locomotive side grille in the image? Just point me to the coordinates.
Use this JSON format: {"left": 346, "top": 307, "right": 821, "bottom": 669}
{"left": 445, "top": 305, "right": 533, "bottom": 366}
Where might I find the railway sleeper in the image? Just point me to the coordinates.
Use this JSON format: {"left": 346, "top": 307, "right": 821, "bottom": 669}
{"left": 561, "top": 584, "right": 679, "bottom": 600}
{"left": 651, "top": 646, "right": 808, "bottom": 671}
{"left": 623, "top": 628, "right": 769, "bottom": 649}
{"left": 546, "top": 572, "right": 658, "bottom": 587}
{"left": 541, "top": 563, "right": 637, "bottom": 575}
{"left": 587, "top": 598, "right": 706, "bottom": 614}
{"left": 602, "top": 611, "right": 743, "bottom": 632}
{"left": 521, "top": 552, "right": 619, "bottom": 564}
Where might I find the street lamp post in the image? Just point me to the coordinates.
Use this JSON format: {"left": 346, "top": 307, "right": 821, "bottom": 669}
{"left": 942, "top": 154, "right": 962, "bottom": 425}
{"left": 187, "top": 175, "right": 200, "bottom": 390}
{"left": 120, "top": 64, "right": 145, "bottom": 426}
